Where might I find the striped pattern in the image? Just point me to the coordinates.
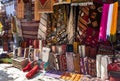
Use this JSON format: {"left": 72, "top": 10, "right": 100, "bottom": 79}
{"left": 76, "top": 6, "right": 89, "bottom": 43}
{"left": 37, "top": 13, "right": 47, "bottom": 40}
{"left": 21, "top": 20, "right": 39, "bottom": 40}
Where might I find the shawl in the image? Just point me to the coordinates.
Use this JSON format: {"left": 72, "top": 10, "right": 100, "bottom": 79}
{"left": 21, "top": 20, "right": 39, "bottom": 40}
{"left": 106, "top": 4, "right": 113, "bottom": 40}
{"left": 34, "top": 0, "right": 41, "bottom": 21}
{"left": 16, "top": 0, "right": 24, "bottom": 19}
{"left": 110, "top": 1, "right": 118, "bottom": 42}
{"left": 99, "top": 4, "right": 110, "bottom": 41}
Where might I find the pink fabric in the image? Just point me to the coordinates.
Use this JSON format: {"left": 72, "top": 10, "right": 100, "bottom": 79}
{"left": 99, "top": 4, "right": 110, "bottom": 41}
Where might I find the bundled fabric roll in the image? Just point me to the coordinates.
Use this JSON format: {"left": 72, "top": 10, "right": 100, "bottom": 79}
{"left": 66, "top": 52, "right": 74, "bottom": 72}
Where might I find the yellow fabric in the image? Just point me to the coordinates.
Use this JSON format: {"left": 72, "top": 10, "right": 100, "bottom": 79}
{"left": 0, "top": 22, "right": 3, "bottom": 32}
{"left": 110, "top": 2, "right": 118, "bottom": 42}
{"left": 34, "top": 0, "right": 41, "bottom": 21}
{"left": 16, "top": 0, "right": 24, "bottom": 19}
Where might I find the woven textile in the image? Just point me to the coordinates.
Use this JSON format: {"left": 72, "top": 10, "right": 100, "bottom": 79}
{"left": 99, "top": 4, "right": 110, "bottom": 41}
{"left": 51, "top": 5, "right": 70, "bottom": 45}
{"left": 73, "top": 54, "right": 80, "bottom": 73}
{"left": 66, "top": 52, "right": 74, "bottom": 72}
{"left": 21, "top": 20, "right": 39, "bottom": 40}
{"left": 24, "top": 0, "right": 33, "bottom": 21}
{"left": 37, "top": 13, "right": 47, "bottom": 40}
{"left": 88, "top": 2, "right": 103, "bottom": 30}
{"left": 34, "top": 0, "right": 41, "bottom": 21}
{"left": 38, "top": 0, "right": 54, "bottom": 13}
{"left": 16, "top": 0, "right": 24, "bottom": 19}
{"left": 110, "top": 2, "right": 118, "bottom": 42}
{"left": 76, "top": 6, "right": 89, "bottom": 43}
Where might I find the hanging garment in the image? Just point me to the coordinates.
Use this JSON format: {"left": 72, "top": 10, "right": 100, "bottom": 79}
{"left": 76, "top": 6, "right": 89, "bottom": 43}
{"left": 46, "top": 14, "right": 53, "bottom": 45}
{"left": 51, "top": 5, "right": 70, "bottom": 45}
{"left": 67, "top": 6, "right": 74, "bottom": 44}
{"left": 99, "top": 4, "right": 110, "bottom": 41}
{"left": 106, "top": 4, "right": 114, "bottom": 40}
{"left": 110, "top": 1, "right": 118, "bottom": 42}
{"left": 37, "top": 0, "right": 54, "bottom": 13}
{"left": 88, "top": 2, "right": 103, "bottom": 30}
{"left": 37, "top": 13, "right": 47, "bottom": 40}
{"left": 34, "top": 0, "right": 41, "bottom": 21}
{"left": 21, "top": 20, "right": 39, "bottom": 40}
{"left": 16, "top": 0, "right": 24, "bottom": 19}
{"left": 24, "top": 0, "right": 33, "bottom": 21}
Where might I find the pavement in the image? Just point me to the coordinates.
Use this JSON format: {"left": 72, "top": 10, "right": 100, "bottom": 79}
{"left": 0, "top": 64, "right": 65, "bottom": 81}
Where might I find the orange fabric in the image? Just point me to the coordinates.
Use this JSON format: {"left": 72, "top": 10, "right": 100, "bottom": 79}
{"left": 16, "top": 0, "right": 24, "bottom": 19}
{"left": 110, "top": 2, "right": 118, "bottom": 42}
{"left": 38, "top": 0, "right": 54, "bottom": 13}
{"left": 34, "top": 0, "right": 41, "bottom": 21}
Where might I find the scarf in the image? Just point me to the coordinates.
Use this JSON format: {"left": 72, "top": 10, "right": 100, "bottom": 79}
{"left": 106, "top": 4, "right": 114, "bottom": 40}
{"left": 99, "top": 4, "right": 110, "bottom": 41}
{"left": 110, "top": 1, "right": 118, "bottom": 42}
{"left": 34, "top": 0, "right": 41, "bottom": 21}
{"left": 16, "top": 0, "right": 24, "bottom": 19}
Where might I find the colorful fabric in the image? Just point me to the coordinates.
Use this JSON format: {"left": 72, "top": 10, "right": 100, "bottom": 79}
{"left": 51, "top": 5, "right": 70, "bottom": 45}
{"left": 16, "top": 0, "right": 24, "bottom": 19}
{"left": 21, "top": 20, "right": 39, "bottom": 40}
{"left": 38, "top": 0, "right": 54, "bottom": 13}
{"left": 96, "top": 54, "right": 102, "bottom": 77}
{"left": 37, "top": 13, "right": 47, "bottom": 40}
{"left": 101, "top": 55, "right": 112, "bottom": 80}
{"left": 24, "top": 0, "right": 33, "bottom": 21}
{"left": 66, "top": 52, "right": 74, "bottom": 72}
{"left": 99, "top": 4, "right": 110, "bottom": 41}
{"left": 76, "top": 6, "right": 89, "bottom": 43}
{"left": 73, "top": 54, "right": 80, "bottom": 73}
{"left": 88, "top": 2, "right": 103, "bottom": 29}
{"left": 0, "top": 22, "right": 3, "bottom": 32}
{"left": 87, "top": 57, "right": 96, "bottom": 77}
{"left": 34, "top": 0, "right": 41, "bottom": 21}
{"left": 67, "top": 6, "right": 74, "bottom": 44}
{"left": 106, "top": 4, "right": 114, "bottom": 40}
{"left": 110, "top": 2, "right": 118, "bottom": 42}
{"left": 58, "top": 54, "right": 67, "bottom": 71}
